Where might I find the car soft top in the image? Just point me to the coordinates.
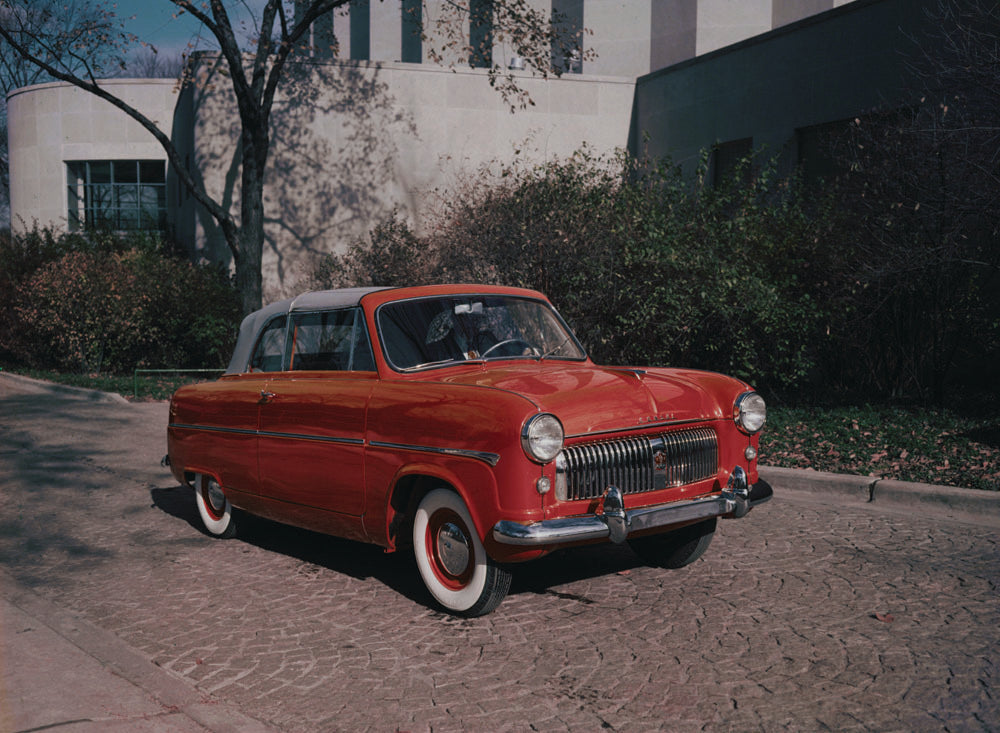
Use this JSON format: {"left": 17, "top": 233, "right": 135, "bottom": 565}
{"left": 225, "top": 287, "right": 392, "bottom": 374}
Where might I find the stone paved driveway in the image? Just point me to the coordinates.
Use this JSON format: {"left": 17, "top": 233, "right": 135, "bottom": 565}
{"left": 1, "top": 377, "right": 997, "bottom": 731}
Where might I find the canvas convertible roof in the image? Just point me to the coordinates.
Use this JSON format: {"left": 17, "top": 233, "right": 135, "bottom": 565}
{"left": 225, "top": 287, "right": 391, "bottom": 374}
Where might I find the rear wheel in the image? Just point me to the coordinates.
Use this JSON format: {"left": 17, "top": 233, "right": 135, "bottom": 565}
{"left": 412, "top": 489, "right": 511, "bottom": 616}
{"left": 629, "top": 517, "right": 716, "bottom": 569}
{"left": 193, "top": 473, "right": 237, "bottom": 538}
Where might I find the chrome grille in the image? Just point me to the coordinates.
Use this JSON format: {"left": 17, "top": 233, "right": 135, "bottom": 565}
{"left": 555, "top": 428, "right": 718, "bottom": 501}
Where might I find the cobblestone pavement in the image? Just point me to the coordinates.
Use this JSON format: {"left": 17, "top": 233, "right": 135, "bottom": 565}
{"left": 1, "top": 378, "right": 998, "bottom": 732}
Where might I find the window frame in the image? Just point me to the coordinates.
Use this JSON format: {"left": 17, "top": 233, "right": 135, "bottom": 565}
{"left": 66, "top": 159, "right": 167, "bottom": 232}
{"left": 286, "top": 307, "right": 377, "bottom": 373}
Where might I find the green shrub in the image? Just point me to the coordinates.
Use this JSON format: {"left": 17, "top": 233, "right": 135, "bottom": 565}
{"left": 308, "top": 210, "right": 436, "bottom": 289}
{"left": 3, "top": 229, "right": 239, "bottom": 375}
{"left": 310, "top": 145, "right": 992, "bottom": 404}
{"left": 430, "top": 149, "right": 830, "bottom": 394}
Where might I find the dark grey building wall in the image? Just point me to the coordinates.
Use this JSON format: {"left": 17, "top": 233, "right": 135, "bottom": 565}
{"left": 632, "top": 0, "right": 940, "bottom": 173}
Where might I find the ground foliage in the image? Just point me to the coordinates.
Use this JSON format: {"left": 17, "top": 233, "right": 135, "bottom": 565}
{"left": 763, "top": 405, "right": 1000, "bottom": 492}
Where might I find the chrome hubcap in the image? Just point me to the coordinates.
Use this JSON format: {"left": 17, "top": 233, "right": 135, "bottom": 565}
{"left": 436, "top": 522, "right": 471, "bottom": 576}
{"left": 206, "top": 479, "right": 226, "bottom": 513}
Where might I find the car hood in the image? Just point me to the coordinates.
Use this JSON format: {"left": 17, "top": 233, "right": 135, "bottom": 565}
{"left": 428, "top": 362, "right": 743, "bottom": 437}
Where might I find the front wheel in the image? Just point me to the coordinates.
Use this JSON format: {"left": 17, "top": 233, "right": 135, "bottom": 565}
{"left": 412, "top": 489, "right": 511, "bottom": 616}
{"left": 193, "top": 473, "right": 237, "bottom": 538}
{"left": 628, "top": 517, "right": 716, "bottom": 569}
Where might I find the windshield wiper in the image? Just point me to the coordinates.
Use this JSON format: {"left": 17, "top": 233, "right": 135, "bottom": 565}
{"left": 400, "top": 358, "right": 463, "bottom": 372}
{"left": 401, "top": 355, "right": 485, "bottom": 372}
{"left": 539, "top": 336, "right": 571, "bottom": 361}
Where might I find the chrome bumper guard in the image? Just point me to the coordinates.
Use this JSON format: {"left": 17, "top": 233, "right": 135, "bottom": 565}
{"left": 492, "top": 466, "right": 773, "bottom": 547}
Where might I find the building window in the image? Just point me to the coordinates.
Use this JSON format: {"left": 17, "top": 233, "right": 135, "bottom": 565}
{"left": 551, "top": 0, "right": 583, "bottom": 74}
{"left": 711, "top": 138, "right": 753, "bottom": 185}
{"left": 469, "top": 0, "right": 493, "bottom": 68}
{"left": 66, "top": 160, "right": 167, "bottom": 232}
{"left": 293, "top": 0, "right": 337, "bottom": 57}
{"left": 350, "top": 0, "right": 370, "bottom": 61}
{"left": 797, "top": 120, "right": 850, "bottom": 185}
{"left": 401, "top": 0, "right": 422, "bottom": 63}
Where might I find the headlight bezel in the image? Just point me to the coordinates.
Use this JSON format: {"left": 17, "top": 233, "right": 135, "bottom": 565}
{"left": 521, "top": 413, "right": 564, "bottom": 464}
{"left": 734, "top": 391, "right": 767, "bottom": 434}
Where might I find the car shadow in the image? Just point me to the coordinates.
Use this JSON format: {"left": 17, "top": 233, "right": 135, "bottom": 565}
{"left": 150, "top": 484, "right": 649, "bottom": 609}
{"left": 151, "top": 484, "right": 427, "bottom": 603}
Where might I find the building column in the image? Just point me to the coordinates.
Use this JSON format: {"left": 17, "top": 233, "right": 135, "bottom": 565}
{"left": 371, "top": 0, "right": 403, "bottom": 61}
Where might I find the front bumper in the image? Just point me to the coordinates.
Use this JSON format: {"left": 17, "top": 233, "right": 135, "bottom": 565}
{"left": 492, "top": 466, "right": 772, "bottom": 547}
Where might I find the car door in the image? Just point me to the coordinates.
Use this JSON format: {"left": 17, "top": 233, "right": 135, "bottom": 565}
{"left": 256, "top": 307, "right": 376, "bottom": 519}
{"left": 194, "top": 312, "right": 288, "bottom": 496}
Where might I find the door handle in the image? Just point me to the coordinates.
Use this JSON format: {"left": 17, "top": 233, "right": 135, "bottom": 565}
{"left": 259, "top": 390, "right": 276, "bottom": 404}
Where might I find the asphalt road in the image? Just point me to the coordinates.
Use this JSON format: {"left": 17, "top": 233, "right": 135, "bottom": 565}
{"left": 1, "top": 375, "right": 998, "bottom": 732}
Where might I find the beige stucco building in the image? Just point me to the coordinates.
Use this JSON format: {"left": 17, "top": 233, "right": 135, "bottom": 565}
{"left": 8, "top": 0, "right": 886, "bottom": 299}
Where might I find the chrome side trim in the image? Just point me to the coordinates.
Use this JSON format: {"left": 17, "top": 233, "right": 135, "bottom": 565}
{"left": 368, "top": 440, "right": 501, "bottom": 467}
{"left": 168, "top": 424, "right": 500, "bottom": 465}
{"left": 168, "top": 423, "right": 363, "bottom": 445}
{"left": 169, "top": 423, "right": 256, "bottom": 437}
{"left": 257, "top": 431, "right": 364, "bottom": 445}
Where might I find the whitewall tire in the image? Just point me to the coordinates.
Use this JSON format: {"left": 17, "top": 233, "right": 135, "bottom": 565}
{"left": 412, "top": 489, "right": 511, "bottom": 616}
{"left": 193, "top": 473, "right": 237, "bottom": 539}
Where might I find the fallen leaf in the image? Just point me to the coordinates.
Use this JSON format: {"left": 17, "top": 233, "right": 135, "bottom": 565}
{"left": 873, "top": 612, "right": 895, "bottom": 623}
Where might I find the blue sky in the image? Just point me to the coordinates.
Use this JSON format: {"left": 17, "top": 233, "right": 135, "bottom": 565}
{"left": 112, "top": 0, "right": 267, "bottom": 58}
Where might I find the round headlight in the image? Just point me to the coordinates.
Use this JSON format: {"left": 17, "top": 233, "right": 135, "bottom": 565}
{"left": 734, "top": 391, "right": 766, "bottom": 434}
{"left": 521, "top": 413, "right": 564, "bottom": 463}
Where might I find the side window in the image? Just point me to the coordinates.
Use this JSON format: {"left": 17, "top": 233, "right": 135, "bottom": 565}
{"left": 288, "top": 308, "right": 376, "bottom": 372}
{"left": 249, "top": 316, "right": 287, "bottom": 372}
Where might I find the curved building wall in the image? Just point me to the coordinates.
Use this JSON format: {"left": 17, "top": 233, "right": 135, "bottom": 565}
{"left": 186, "top": 57, "right": 635, "bottom": 300}
{"left": 6, "top": 79, "right": 178, "bottom": 232}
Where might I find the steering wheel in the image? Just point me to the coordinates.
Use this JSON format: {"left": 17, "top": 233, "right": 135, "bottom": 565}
{"left": 480, "top": 338, "right": 534, "bottom": 357}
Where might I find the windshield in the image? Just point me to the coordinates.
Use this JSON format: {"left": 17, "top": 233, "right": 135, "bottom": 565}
{"left": 377, "top": 295, "right": 587, "bottom": 371}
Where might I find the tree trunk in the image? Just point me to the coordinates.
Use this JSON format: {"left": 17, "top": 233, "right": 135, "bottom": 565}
{"left": 234, "top": 131, "right": 268, "bottom": 315}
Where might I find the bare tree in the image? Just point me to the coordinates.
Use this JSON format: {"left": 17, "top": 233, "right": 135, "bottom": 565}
{"left": 0, "top": 0, "right": 580, "bottom": 313}
{"left": 0, "top": 0, "right": 127, "bottom": 223}
{"left": 829, "top": 0, "right": 1000, "bottom": 402}
{"left": 122, "top": 47, "right": 186, "bottom": 79}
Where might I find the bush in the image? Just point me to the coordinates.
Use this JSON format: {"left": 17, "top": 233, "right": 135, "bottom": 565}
{"left": 307, "top": 210, "right": 437, "bottom": 289}
{"left": 312, "top": 143, "right": 994, "bottom": 405}
{"left": 317, "top": 149, "right": 831, "bottom": 396}
{"left": 2, "top": 228, "right": 240, "bottom": 374}
{"left": 430, "top": 150, "right": 830, "bottom": 394}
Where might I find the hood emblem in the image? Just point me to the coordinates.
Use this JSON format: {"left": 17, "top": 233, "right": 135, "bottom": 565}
{"left": 638, "top": 413, "right": 672, "bottom": 425}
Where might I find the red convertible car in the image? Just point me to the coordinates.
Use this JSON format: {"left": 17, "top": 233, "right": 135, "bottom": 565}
{"left": 167, "top": 284, "right": 771, "bottom": 615}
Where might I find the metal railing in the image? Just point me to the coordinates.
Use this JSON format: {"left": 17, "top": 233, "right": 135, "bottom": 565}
{"left": 133, "top": 368, "right": 225, "bottom": 399}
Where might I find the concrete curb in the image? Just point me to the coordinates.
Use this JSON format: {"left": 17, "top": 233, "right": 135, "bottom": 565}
{"left": 0, "top": 370, "right": 129, "bottom": 404}
{"left": 0, "top": 568, "right": 279, "bottom": 733}
{"left": 759, "top": 465, "right": 1000, "bottom": 522}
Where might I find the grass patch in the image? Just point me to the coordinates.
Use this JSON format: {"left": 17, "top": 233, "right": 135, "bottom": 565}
{"left": 0, "top": 365, "right": 223, "bottom": 401}
{"left": 762, "top": 405, "right": 1000, "bottom": 491}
